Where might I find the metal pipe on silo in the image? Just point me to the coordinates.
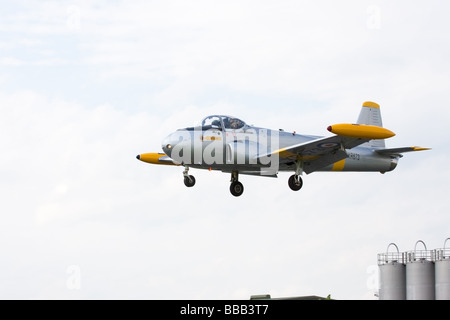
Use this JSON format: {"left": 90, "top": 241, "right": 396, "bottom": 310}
{"left": 378, "top": 243, "right": 406, "bottom": 300}
{"left": 435, "top": 238, "right": 450, "bottom": 300}
{"left": 406, "top": 240, "right": 435, "bottom": 300}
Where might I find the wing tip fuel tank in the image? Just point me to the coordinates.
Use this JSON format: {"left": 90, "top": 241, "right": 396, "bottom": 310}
{"left": 327, "top": 123, "right": 395, "bottom": 139}
{"left": 136, "top": 153, "right": 179, "bottom": 165}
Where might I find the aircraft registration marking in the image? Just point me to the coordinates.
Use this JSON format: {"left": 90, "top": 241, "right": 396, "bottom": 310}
{"left": 348, "top": 152, "right": 360, "bottom": 160}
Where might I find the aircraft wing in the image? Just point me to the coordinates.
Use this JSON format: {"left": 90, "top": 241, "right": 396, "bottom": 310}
{"left": 262, "top": 135, "right": 371, "bottom": 174}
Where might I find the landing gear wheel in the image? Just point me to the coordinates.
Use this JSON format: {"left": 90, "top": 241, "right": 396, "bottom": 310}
{"left": 184, "top": 175, "right": 196, "bottom": 187}
{"left": 288, "top": 174, "right": 303, "bottom": 191}
{"left": 230, "top": 181, "right": 244, "bottom": 197}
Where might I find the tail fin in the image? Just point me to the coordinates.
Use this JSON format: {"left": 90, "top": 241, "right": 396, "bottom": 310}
{"left": 356, "top": 101, "right": 385, "bottom": 148}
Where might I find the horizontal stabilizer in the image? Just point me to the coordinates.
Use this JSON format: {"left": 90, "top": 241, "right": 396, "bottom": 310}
{"left": 375, "top": 147, "right": 431, "bottom": 156}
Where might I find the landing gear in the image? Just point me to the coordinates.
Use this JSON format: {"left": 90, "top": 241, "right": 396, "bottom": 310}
{"left": 230, "top": 171, "right": 244, "bottom": 197}
{"left": 288, "top": 174, "right": 303, "bottom": 191}
{"left": 230, "top": 181, "right": 244, "bottom": 197}
{"left": 183, "top": 167, "right": 196, "bottom": 187}
{"left": 184, "top": 175, "right": 196, "bottom": 187}
{"left": 288, "top": 160, "right": 304, "bottom": 191}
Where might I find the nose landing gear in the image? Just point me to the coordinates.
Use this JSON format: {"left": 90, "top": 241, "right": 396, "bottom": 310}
{"left": 183, "top": 167, "right": 196, "bottom": 187}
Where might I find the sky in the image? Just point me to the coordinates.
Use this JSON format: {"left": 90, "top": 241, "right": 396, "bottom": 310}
{"left": 0, "top": 0, "right": 449, "bottom": 300}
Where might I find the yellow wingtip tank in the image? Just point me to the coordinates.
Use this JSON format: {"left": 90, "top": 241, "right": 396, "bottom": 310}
{"left": 136, "top": 153, "right": 179, "bottom": 165}
{"left": 327, "top": 123, "right": 395, "bottom": 140}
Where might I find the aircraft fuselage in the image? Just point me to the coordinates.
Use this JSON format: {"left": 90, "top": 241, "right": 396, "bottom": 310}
{"left": 161, "top": 125, "right": 397, "bottom": 175}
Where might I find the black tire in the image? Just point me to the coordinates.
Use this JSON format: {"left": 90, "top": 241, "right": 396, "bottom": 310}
{"left": 184, "top": 175, "right": 196, "bottom": 187}
{"left": 288, "top": 175, "right": 303, "bottom": 191}
{"left": 230, "top": 181, "right": 244, "bottom": 197}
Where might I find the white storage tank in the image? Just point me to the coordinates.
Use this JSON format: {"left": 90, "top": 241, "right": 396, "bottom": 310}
{"left": 435, "top": 238, "right": 450, "bottom": 300}
{"left": 406, "top": 240, "right": 435, "bottom": 300}
{"left": 378, "top": 243, "right": 406, "bottom": 300}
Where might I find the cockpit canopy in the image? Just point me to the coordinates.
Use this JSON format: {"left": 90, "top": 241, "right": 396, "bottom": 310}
{"left": 200, "top": 115, "right": 246, "bottom": 130}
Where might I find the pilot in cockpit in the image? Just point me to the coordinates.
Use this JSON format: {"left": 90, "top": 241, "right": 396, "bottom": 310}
{"left": 228, "top": 118, "right": 243, "bottom": 129}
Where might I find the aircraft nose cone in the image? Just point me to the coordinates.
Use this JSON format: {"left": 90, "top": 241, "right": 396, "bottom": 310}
{"left": 136, "top": 154, "right": 140, "bottom": 160}
{"left": 162, "top": 133, "right": 177, "bottom": 156}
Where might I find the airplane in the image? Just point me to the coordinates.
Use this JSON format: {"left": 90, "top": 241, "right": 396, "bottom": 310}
{"left": 136, "top": 101, "right": 429, "bottom": 197}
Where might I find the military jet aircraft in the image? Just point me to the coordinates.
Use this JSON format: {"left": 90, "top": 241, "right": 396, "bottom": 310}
{"left": 136, "top": 101, "right": 429, "bottom": 197}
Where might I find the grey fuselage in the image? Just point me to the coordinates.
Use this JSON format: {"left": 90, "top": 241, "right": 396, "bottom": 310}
{"left": 161, "top": 123, "right": 398, "bottom": 176}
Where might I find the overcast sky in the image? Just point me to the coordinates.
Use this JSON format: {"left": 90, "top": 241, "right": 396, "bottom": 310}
{"left": 1, "top": 0, "right": 449, "bottom": 299}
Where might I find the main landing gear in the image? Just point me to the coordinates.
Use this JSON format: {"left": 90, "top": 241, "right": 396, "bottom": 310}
{"left": 288, "top": 159, "right": 304, "bottom": 191}
{"left": 288, "top": 174, "right": 303, "bottom": 191}
{"left": 230, "top": 171, "right": 244, "bottom": 197}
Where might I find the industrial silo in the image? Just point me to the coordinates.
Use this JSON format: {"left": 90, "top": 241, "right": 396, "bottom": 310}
{"left": 435, "top": 238, "right": 450, "bottom": 300}
{"left": 406, "top": 240, "right": 435, "bottom": 300}
{"left": 378, "top": 243, "right": 406, "bottom": 300}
